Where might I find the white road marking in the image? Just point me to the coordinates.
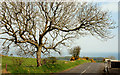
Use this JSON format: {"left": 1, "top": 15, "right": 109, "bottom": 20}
{"left": 80, "top": 64, "right": 92, "bottom": 75}
{"left": 81, "top": 69, "right": 86, "bottom": 73}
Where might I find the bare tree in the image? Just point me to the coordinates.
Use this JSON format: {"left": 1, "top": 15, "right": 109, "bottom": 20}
{"left": 0, "top": 2, "right": 115, "bottom": 67}
{"left": 69, "top": 46, "right": 81, "bottom": 60}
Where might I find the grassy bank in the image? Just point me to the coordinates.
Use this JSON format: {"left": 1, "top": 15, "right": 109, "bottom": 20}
{"left": 2, "top": 56, "right": 90, "bottom": 73}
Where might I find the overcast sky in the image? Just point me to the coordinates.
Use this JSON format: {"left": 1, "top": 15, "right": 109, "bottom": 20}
{"left": 58, "top": 2, "right": 118, "bottom": 59}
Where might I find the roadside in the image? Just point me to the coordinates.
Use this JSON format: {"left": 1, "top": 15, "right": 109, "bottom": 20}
{"left": 2, "top": 56, "right": 90, "bottom": 73}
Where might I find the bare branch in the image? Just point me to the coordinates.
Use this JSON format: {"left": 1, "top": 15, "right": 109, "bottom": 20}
{"left": 0, "top": 2, "right": 115, "bottom": 66}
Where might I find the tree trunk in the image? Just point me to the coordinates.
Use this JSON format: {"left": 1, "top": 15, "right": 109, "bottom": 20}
{"left": 36, "top": 46, "right": 42, "bottom": 67}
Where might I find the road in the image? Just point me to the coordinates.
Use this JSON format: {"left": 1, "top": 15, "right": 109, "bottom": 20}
{"left": 51, "top": 63, "right": 105, "bottom": 75}
{"left": 62, "top": 63, "right": 105, "bottom": 73}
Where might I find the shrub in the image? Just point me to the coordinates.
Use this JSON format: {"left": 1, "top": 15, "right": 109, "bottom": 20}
{"left": 48, "top": 57, "right": 57, "bottom": 64}
{"left": 70, "top": 56, "right": 80, "bottom": 61}
{"left": 70, "top": 56, "right": 75, "bottom": 61}
{"left": 77, "top": 58, "right": 81, "bottom": 60}
{"left": 42, "top": 57, "right": 56, "bottom": 65}
{"left": 89, "top": 59, "right": 96, "bottom": 63}
{"left": 12, "top": 57, "right": 24, "bottom": 66}
{"left": 103, "top": 58, "right": 105, "bottom": 62}
{"left": 75, "top": 56, "right": 79, "bottom": 60}
{"left": 69, "top": 46, "right": 81, "bottom": 60}
{"left": 42, "top": 58, "right": 47, "bottom": 65}
{"left": 83, "top": 57, "right": 89, "bottom": 60}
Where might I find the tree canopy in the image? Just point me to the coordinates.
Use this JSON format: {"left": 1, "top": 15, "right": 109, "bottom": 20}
{"left": 69, "top": 46, "right": 81, "bottom": 59}
{"left": 0, "top": 2, "right": 115, "bottom": 66}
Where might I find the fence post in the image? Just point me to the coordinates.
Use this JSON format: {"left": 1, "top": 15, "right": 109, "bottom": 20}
{"left": 6, "top": 64, "right": 7, "bottom": 71}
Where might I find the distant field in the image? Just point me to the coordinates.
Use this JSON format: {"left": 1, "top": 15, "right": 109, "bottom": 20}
{"left": 2, "top": 56, "right": 90, "bottom": 73}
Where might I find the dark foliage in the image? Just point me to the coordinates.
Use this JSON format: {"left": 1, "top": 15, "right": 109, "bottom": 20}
{"left": 69, "top": 46, "right": 81, "bottom": 60}
{"left": 42, "top": 57, "right": 57, "bottom": 65}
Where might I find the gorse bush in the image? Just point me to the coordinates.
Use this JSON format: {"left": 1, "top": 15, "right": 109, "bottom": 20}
{"left": 70, "top": 56, "right": 80, "bottom": 61}
{"left": 74, "top": 56, "right": 79, "bottom": 60}
{"left": 70, "top": 56, "right": 75, "bottom": 61}
{"left": 83, "top": 57, "right": 89, "bottom": 60}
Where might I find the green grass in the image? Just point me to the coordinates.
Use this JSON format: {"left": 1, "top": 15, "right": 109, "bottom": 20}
{"left": 2, "top": 56, "right": 90, "bottom": 73}
{"left": 96, "top": 60, "right": 104, "bottom": 63}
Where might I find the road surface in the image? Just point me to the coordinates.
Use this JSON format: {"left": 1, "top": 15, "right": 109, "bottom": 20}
{"left": 62, "top": 63, "right": 105, "bottom": 73}
{"left": 51, "top": 63, "right": 105, "bottom": 75}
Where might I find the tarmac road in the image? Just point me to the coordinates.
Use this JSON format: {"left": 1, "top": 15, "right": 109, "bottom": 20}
{"left": 51, "top": 62, "right": 120, "bottom": 75}
{"left": 62, "top": 63, "right": 105, "bottom": 73}
{"left": 51, "top": 63, "right": 106, "bottom": 75}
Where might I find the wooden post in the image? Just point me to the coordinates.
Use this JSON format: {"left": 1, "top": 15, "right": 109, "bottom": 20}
{"left": 6, "top": 64, "right": 7, "bottom": 71}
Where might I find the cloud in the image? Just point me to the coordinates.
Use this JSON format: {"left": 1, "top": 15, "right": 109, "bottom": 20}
{"left": 73, "top": 35, "right": 118, "bottom": 54}
{"left": 100, "top": 2, "right": 118, "bottom": 13}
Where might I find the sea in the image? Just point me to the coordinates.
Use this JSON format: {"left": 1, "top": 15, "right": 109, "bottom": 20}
{"left": 80, "top": 52, "right": 119, "bottom": 60}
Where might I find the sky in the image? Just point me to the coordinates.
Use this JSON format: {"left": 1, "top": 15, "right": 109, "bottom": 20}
{"left": 56, "top": 2, "right": 119, "bottom": 59}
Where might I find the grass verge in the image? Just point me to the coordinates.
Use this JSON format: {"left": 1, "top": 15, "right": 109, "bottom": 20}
{"left": 2, "top": 56, "right": 90, "bottom": 73}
